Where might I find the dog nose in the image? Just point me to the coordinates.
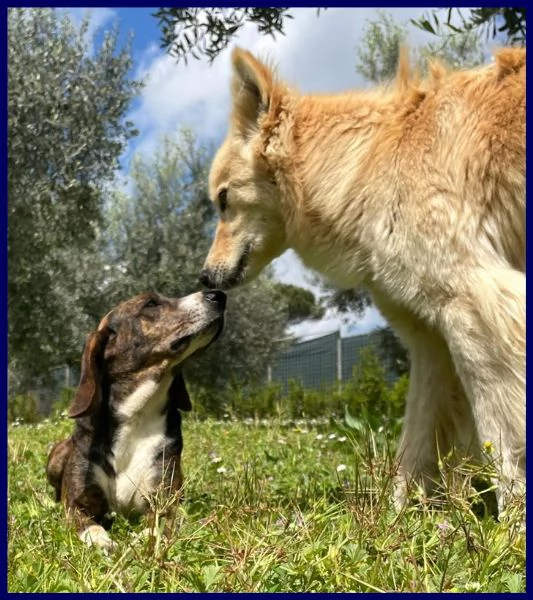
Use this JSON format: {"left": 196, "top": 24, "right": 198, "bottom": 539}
{"left": 203, "top": 289, "right": 227, "bottom": 310}
{"left": 199, "top": 269, "right": 215, "bottom": 289}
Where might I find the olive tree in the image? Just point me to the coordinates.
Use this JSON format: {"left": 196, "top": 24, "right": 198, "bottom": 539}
{"left": 8, "top": 8, "right": 142, "bottom": 390}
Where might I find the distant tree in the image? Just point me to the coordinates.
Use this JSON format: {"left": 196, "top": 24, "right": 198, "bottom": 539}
{"left": 412, "top": 8, "right": 526, "bottom": 47}
{"left": 323, "top": 288, "right": 373, "bottom": 322}
{"left": 274, "top": 283, "right": 325, "bottom": 324}
{"left": 153, "top": 7, "right": 297, "bottom": 64}
{"left": 356, "top": 10, "right": 485, "bottom": 85}
{"left": 8, "top": 8, "right": 142, "bottom": 391}
{"left": 356, "top": 11, "right": 407, "bottom": 84}
{"left": 418, "top": 28, "right": 485, "bottom": 71}
{"left": 374, "top": 327, "right": 410, "bottom": 377}
{"left": 102, "top": 130, "right": 289, "bottom": 396}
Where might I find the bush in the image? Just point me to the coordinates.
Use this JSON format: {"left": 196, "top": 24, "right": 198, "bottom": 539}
{"left": 190, "top": 347, "right": 408, "bottom": 427}
{"left": 50, "top": 387, "right": 77, "bottom": 420}
{"left": 8, "top": 393, "right": 42, "bottom": 424}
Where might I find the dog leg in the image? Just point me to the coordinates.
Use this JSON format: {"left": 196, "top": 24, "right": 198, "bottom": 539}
{"left": 62, "top": 478, "right": 116, "bottom": 552}
{"left": 46, "top": 439, "right": 73, "bottom": 502}
{"left": 63, "top": 502, "right": 117, "bottom": 552}
{"left": 438, "top": 266, "right": 526, "bottom": 513}
{"left": 140, "top": 454, "right": 184, "bottom": 541}
{"left": 79, "top": 524, "right": 116, "bottom": 552}
{"left": 392, "top": 326, "right": 477, "bottom": 511}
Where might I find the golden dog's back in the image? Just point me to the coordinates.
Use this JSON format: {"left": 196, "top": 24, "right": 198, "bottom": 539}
{"left": 407, "top": 48, "right": 524, "bottom": 268}
{"left": 353, "top": 47, "right": 525, "bottom": 272}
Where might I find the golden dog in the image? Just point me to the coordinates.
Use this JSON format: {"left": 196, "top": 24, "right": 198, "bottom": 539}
{"left": 200, "top": 47, "right": 525, "bottom": 514}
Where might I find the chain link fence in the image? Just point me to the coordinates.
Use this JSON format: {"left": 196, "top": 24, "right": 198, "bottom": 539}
{"left": 11, "top": 329, "right": 400, "bottom": 418}
{"left": 267, "top": 329, "right": 398, "bottom": 393}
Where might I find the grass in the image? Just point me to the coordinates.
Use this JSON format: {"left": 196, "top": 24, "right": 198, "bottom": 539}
{"left": 8, "top": 413, "right": 525, "bottom": 592}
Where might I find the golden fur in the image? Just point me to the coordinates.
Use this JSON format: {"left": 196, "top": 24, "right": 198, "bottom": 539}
{"left": 202, "top": 47, "right": 526, "bottom": 512}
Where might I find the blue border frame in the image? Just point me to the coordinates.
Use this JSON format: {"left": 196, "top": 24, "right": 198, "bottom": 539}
{"left": 2, "top": 5, "right": 8, "bottom": 595}
{"left": 3, "top": 2, "right": 529, "bottom": 596}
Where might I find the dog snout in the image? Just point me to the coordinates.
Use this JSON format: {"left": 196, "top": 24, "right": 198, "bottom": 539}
{"left": 203, "top": 289, "right": 227, "bottom": 310}
{"left": 199, "top": 269, "right": 217, "bottom": 289}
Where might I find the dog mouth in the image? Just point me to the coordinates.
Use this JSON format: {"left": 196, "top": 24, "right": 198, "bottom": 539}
{"left": 170, "top": 316, "right": 225, "bottom": 353}
{"left": 210, "top": 315, "right": 225, "bottom": 343}
{"left": 170, "top": 334, "right": 193, "bottom": 353}
{"left": 220, "top": 243, "right": 251, "bottom": 290}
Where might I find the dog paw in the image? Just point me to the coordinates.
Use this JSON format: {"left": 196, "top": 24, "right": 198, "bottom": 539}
{"left": 131, "top": 526, "right": 159, "bottom": 545}
{"left": 80, "top": 525, "right": 117, "bottom": 553}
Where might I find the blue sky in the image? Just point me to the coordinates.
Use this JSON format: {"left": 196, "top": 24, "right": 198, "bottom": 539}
{"left": 67, "top": 7, "right": 498, "bottom": 340}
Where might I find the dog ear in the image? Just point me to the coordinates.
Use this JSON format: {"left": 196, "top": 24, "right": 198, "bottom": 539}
{"left": 68, "top": 328, "right": 110, "bottom": 419}
{"left": 231, "top": 48, "right": 274, "bottom": 137}
{"left": 168, "top": 371, "right": 192, "bottom": 412}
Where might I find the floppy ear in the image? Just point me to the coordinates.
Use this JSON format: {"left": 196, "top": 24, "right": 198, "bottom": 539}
{"left": 168, "top": 371, "right": 192, "bottom": 412}
{"left": 231, "top": 48, "right": 274, "bottom": 137}
{"left": 68, "top": 328, "right": 110, "bottom": 419}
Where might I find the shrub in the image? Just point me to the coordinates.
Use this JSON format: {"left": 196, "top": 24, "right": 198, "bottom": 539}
{"left": 190, "top": 347, "right": 408, "bottom": 427}
{"left": 50, "top": 387, "right": 77, "bottom": 420}
{"left": 8, "top": 393, "right": 42, "bottom": 424}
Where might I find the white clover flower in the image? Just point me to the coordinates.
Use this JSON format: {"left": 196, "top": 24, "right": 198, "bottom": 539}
{"left": 315, "top": 434, "right": 324, "bottom": 440}
{"left": 338, "top": 436, "right": 347, "bottom": 442}
{"left": 328, "top": 433, "right": 336, "bottom": 440}
{"left": 208, "top": 451, "right": 222, "bottom": 463}
{"left": 336, "top": 464, "right": 347, "bottom": 472}
{"left": 216, "top": 466, "right": 227, "bottom": 474}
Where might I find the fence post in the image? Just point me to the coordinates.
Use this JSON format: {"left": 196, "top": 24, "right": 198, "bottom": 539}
{"left": 336, "top": 331, "right": 342, "bottom": 391}
{"left": 65, "top": 364, "right": 70, "bottom": 388}
{"left": 267, "top": 365, "right": 272, "bottom": 384}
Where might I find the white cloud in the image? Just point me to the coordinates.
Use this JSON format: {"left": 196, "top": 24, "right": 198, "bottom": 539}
{"left": 287, "top": 316, "right": 342, "bottom": 341}
{"left": 272, "top": 250, "right": 316, "bottom": 290}
{"left": 287, "top": 304, "right": 387, "bottom": 341}
{"left": 347, "top": 307, "right": 388, "bottom": 335}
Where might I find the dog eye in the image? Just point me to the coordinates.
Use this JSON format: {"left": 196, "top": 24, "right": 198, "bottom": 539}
{"left": 218, "top": 188, "right": 228, "bottom": 212}
{"left": 143, "top": 299, "right": 160, "bottom": 309}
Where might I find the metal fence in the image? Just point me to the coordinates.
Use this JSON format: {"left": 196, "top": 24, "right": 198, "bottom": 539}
{"left": 13, "top": 329, "right": 398, "bottom": 417}
{"left": 34, "top": 364, "right": 80, "bottom": 416}
{"left": 267, "top": 329, "right": 398, "bottom": 393}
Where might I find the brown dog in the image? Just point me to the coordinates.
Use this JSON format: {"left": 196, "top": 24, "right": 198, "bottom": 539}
{"left": 200, "top": 47, "right": 525, "bottom": 514}
{"left": 46, "top": 290, "right": 226, "bottom": 550}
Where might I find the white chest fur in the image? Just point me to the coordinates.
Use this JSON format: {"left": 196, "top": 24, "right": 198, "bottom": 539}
{"left": 94, "top": 379, "right": 171, "bottom": 514}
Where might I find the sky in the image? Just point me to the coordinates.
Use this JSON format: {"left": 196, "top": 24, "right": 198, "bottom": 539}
{"left": 66, "top": 7, "right": 496, "bottom": 341}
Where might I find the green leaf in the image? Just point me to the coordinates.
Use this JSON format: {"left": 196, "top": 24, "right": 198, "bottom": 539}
{"left": 344, "top": 405, "right": 364, "bottom": 432}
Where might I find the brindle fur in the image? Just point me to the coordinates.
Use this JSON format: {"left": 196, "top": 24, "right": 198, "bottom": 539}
{"left": 46, "top": 290, "right": 225, "bottom": 548}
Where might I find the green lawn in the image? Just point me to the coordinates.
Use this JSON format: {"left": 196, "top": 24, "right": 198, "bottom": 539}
{"left": 8, "top": 415, "right": 525, "bottom": 592}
